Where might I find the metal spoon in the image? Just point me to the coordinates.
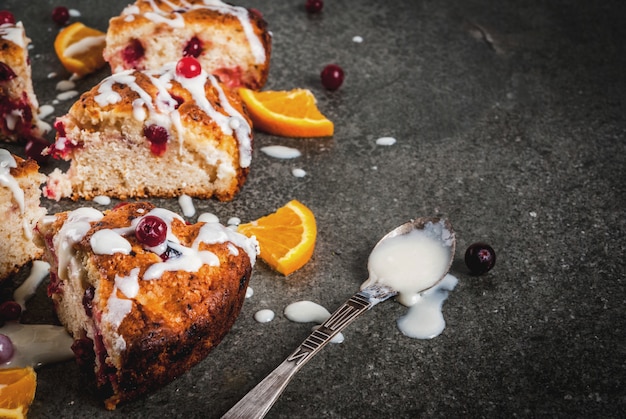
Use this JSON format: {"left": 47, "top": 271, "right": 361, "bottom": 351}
{"left": 222, "top": 217, "right": 456, "bottom": 419}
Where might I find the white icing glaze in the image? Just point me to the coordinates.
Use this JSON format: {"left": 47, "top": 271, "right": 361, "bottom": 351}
{"left": 55, "top": 80, "right": 76, "bottom": 91}
{"left": 14, "top": 261, "right": 50, "bottom": 310}
{"left": 245, "top": 286, "right": 253, "bottom": 298}
{"left": 284, "top": 301, "right": 344, "bottom": 344}
{"left": 254, "top": 309, "right": 275, "bottom": 323}
{"left": 63, "top": 35, "right": 105, "bottom": 58}
{"left": 261, "top": 145, "right": 302, "bottom": 159}
{"left": 361, "top": 219, "right": 454, "bottom": 306}
{"left": 54, "top": 208, "right": 104, "bottom": 282}
{"left": 376, "top": 136, "right": 397, "bottom": 146}
{"left": 38, "top": 104, "right": 55, "bottom": 119}
{"left": 56, "top": 90, "right": 79, "bottom": 101}
{"left": 115, "top": 267, "right": 140, "bottom": 299}
{"left": 0, "top": 22, "right": 27, "bottom": 49}
{"left": 198, "top": 212, "right": 219, "bottom": 223}
{"left": 90, "top": 229, "right": 132, "bottom": 255}
{"left": 93, "top": 195, "right": 111, "bottom": 205}
{"left": 292, "top": 168, "right": 307, "bottom": 178}
{"left": 178, "top": 194, "right": 196, "bottom": 217}
{"left": 0, "top": 322, "right": 74, "bottom": 368}
{"left": 0, "top": 149, "right": 24, "bottom": 212}
{"left": 396, "top": 274, "right": 457, "bottom": 339}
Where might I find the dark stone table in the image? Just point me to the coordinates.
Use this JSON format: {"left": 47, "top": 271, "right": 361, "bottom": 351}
{"left": 2, "top": 0, "right": 624, "bottom": 417}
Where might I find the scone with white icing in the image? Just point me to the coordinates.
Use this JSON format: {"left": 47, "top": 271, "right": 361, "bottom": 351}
{"left": 34, "top": 201, "right": 258, "bottom": 409}
{"left": 104, "top": 0, "right": 272, "bottom": 90}
{"left": 0, "top": 19, "right": 48, "bottom": 142}
{"left": 44, "top": 58, "right": 253, "bottom": 201}
{"left": 0, "top": 148, "right": 46, "bottom": 281}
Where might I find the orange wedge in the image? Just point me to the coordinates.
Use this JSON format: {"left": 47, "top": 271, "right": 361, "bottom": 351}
{"left": 238, "top": 200, "right": 317, "bottom": 275}
{"left": 54, "top": 22, "right": 106, "bottom": 76}
{"left": 0, "top": 367, "right": 37, "bottom": 418}
{"left": 238, "top": 88, "right": 334, "bottom": 137}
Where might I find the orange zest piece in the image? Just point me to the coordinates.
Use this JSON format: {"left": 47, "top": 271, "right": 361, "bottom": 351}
{"left": 54, "top": 22, "right": 106, "bottom": 76}
{"left": 238, "top": 200, "right": 317, "bottom": 276}
{"left": 238, "top": 88, "right": 334, "bottom": 137}
{"left": 0, "top": 367, "right": 37, "bottom": 418}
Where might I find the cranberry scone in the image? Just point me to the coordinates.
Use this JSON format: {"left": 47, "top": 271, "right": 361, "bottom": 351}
{"left": 44, "top": 58, "right": 253, "bottom": 201}
{"left": 35, "top": 201, "right": 258, "bottom": 409}
{"left": 0, "top": 19, "right": 48, "bottom": 142}
{"left": 0, "top": 148, "right": 46, "bottom": 281}
{"left": 104, "top": 0, "right": 272, "bottom": 90}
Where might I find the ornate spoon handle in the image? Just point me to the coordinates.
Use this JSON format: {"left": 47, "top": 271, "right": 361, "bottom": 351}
{"left": 221, "top": 284, "right": 397, "bottom": 419}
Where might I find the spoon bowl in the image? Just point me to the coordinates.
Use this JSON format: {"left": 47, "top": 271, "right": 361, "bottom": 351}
{"left": 222, "top": 217, "right": 456, "bottom": 419}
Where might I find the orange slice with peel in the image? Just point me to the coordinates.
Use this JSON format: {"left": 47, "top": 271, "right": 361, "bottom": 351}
{"left": 54, "top": 22, "right": 106, "bottom": 76}
{"left": 0, "top": 367, "right": 37, "bottom": 418}
{"left": 238, "top": 200, "right": 317, "bottom": 275}
{"left": 238, "top": 88, "right": 334, "bottom": 137}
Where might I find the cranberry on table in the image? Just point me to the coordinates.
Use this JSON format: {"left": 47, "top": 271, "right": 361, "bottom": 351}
{"left": 135, "top": 215, "right": 168, "bottom": 247}
{"left": 0, "top": 10, "right": 15, "bottom": 25}
{"left": 0, "top": 334, "right": 14, "bottom": 363}
{"left": 51, "top": 6, "right": 70, "bottom": 25}
{"left": 0, "top": 301, "right": 21, "bottom": 321}
{"left": 305, "top": 0, "right": 324, "bottom": 13}
{"left": 176, "top": 57, "right": 202, "bottom": 78}
{"left": 465, "top": 242, "right": 496, "bottom": 275}
{"left": 321, "top": 64, "right": 344, "bottom": 91}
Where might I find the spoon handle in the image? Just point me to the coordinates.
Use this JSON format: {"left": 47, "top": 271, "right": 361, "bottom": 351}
{"left": 221, "top": 284, "right": 397, "bottom": 419}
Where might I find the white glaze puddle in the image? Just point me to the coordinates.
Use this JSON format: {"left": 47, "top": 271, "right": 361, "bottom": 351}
{"left": 397, "top": 274, "right": 457, "bottom": 339}
{"left": 376, "top": 136, "right": 396, "bottom": 146}
{"left": 0, "top": 322, "right": 74, "bottom": 369}
{"left": 254, "top": 309, "right": 275, "bottom": 323}
{"left": 352, "top": 35, "right": 364, "bottom": 43}
{"left": 292, "top": 168, "right": 306, "bottom": 178}
{"left": 178, "top": 194, "right": 196, "bottom": 217}
{"left": 198, "top": 212, "right": 219, "bottom": 223}
{"left": 284, "top": 301, "right": 344, "bottom": 344}
{"left": 245, "top": 286, "right": 254, "bottom": 298}
{"left": 13, "top": 261, "right": 50, "bottom": 310}
{"left": 261, "top": 145, "right": 301, "bottom": 159}
{"left": 92, "top": 195, "right": 111, "bottom": 206}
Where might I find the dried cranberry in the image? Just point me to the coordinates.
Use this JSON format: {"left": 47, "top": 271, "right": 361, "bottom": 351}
{"left": 122, "top": 39, "right": 145, "bottom": 68}
{"left": 305, "top": 0, "right": 324, "bottom": 13}
{"left": 135, "top": 215, "right": 167, "bottom": 247}
{"left": 0, "top": 62, "right": 16, "bottom": 81}
{"left": 0, "top": 10, "right": 15, "bottom": 25}
{"left": 465, "top": 242, "right": 496, "bottom": 275}
{"left": 321, "top": 64, "right": 344, "bottom": 90}
{"left": 71, "top": 337, "right": 95, "bottom": 367}
{"left": 51, "top": 6, "right": 69, "bottom": 25}
{"left": 25, "top": 137, "right": 50, "bottom": 164}
{"left": 176, "top": 57, "right": 202, "bottom": 78}
{"left": 183, "top": 36, "right": 203, "bottom": 58}
{"left": 0, "top": 301, "right": 21, "bottom": 321}
{"left": 143, "top": 124, "right": 169, "bottom": 156}
{"left": 82, "top": 286, "right": 95, "bottom": 317}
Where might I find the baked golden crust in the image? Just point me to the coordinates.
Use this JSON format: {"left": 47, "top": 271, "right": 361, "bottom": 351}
{"left": 35, "top": 202, "right": 256, "bottom": 409}
{"left": 44, "top": 65, "right": 253, "bottom": 201}
{"left": 104, "top": 0, "right": 272, "bottom": 89}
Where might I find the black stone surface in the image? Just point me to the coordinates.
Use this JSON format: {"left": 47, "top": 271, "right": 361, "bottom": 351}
{"left": 2, "top": 0, "right": 625, "bottom": 417}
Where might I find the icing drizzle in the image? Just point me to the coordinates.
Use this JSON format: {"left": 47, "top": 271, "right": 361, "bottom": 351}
{"left": 92, "top": 64, "right": 252, "bottom": 168}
